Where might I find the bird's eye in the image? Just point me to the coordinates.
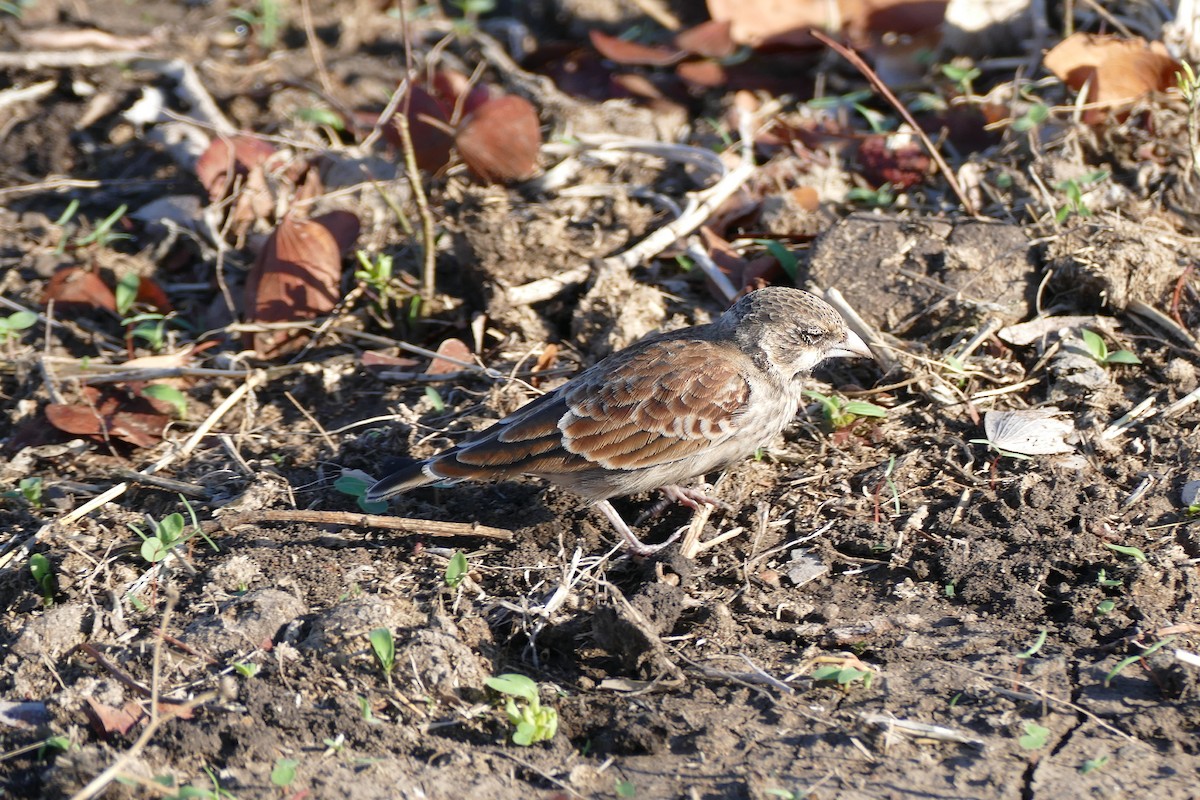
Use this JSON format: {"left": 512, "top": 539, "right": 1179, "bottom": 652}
{"left": 797, "top": 327, "right": 825, "bottom": 345}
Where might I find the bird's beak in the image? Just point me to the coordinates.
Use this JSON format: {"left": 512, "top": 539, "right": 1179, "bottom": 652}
{"left": 827, "top": 329, "right": 874, "bottom": 360}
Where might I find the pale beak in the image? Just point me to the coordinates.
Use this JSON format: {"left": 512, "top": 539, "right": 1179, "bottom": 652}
{"left": 827, "top": 329, "right": 874, "bottom": 360}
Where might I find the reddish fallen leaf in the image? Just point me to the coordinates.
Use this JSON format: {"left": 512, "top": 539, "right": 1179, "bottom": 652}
{"left": 707, "top": 0, "right": 831, "bottom": 47}
{"left": 589, "top": 29, "right": 684, "bottom": 66}
{"left": 361, "top": 350, "right": 421, "bottom": 369}
{"left": 44, "top": 385, "right": 169, "bottom": 447}
{"left": 134, "top": 276, "right": 173, "bottom": 313}
{"left": 42, "top": 267, "right": 116, "bottom": 313}
{"left": 315, "top": 210, "right": 361, "bottom": 255}
{"left": 700, "top": 226, "right": 751, "bottom": 292}
{"left": 430, "top": 69, "right": 492, "bottom": 120}
{"left": 858, "top": 135, "right": 931, "bottom": 189}
{"left": 674, "top": 19, "right": 736, "bottom": 58}
{"left": 426, "top": 338, "right": 473, "bottom": 375}
{"left": 383, "top": 85, "right": 454, "bottom": 173}
{"left": 243, "top": 212, "right": 359, "bottom": 358}
{"left": 676, "top": 60, "right": 728, "bottom": 89}
{"left": 455, "top": 96, "right": 542, "bottom": 183}
{"left": 85, "top": 699, "right": 143, "bottom": 737}
{"left": 195, "top": 135, "right": 277, "bottom": 201}
{"left": 1044, "top": 33, "right": 1180, "bottom": 121}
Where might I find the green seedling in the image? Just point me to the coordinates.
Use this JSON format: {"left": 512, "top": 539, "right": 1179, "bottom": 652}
{"left": 1102, "top": 542, "right": 1147, "bottom": 563}
{"left": 1018, "top": 722, "right": 1050, "bottom": 750}
{"left": 333, "top": 471, "right": 388, "bottom": 514}
{"left": 115, "top": 272, "right": 141, "bottom": 317}
{"left": 121, "top": 312, "right": 172, "bottom": 351}
{"left": 1016, "top": 629, "right": 1048, "bottom": 660}
{"left": 485, "top": 673, "right": 559, "bottom": 746}
{"left": 369, "top": 627, "right": 396, "bottom": 686}
{"left": 74, "top": 204, "right": 130, "bottom": 247}
{"left": 38, "top": 735, "right": 71, "bottom": 760}
{"left": 29, "top": 553, "right": 54, "bottom": 606}
{"left": 615, "top": 780, "right": 637, "bottom": 798}
{"left": 1053, "top": 171, "right": 1108, "bottom": 223}
{"left": 0, "top": 310, "right": 37, "bottom": 344}
{"left": 1104, "top": 637, "right": 1175, "bottom": 686}
{"left": 355, "top": 694, "right": 380, "bottom": 724}
{"left": 270, "top": 758, "right": 298, "bottom": 788}
{"left": 804, "top": 390, "right": 887, "bottom": 430}
{"left": 941, "top": 62, "right": 981, "bottom": 95}
{"left": 1096, "top": 599, "right": 1116, "bottom": 615}
{"left": 444, "top": 551, "right": 469, "bottom": 588}
{"left": 1011, "top": 102, "right": 1049, "bottom": 133}
{"left": 424, "top": 386, "right": 445, "bottom": 412}
{"left": 807, "top": 90, "right": 891, "bottom": 133}
{"left": 232, "top": 662, "right": 259, "bottom": 678}
{"left": 322, "top": 734, "right": 346, "bottom": 754}
{"left": 294, "top": 107, "right": 345, "bottom": 130}
{"left": 142, "top": 384, "right": 189, "bottom": 418}
{"left": 846, "top": 183, "right": 896, "bottom": 208}
{"left": 753, "top": 239, "right": 799, "bottom": 282}
{"left": 128, "top": 497, "right": 215, "bottom": 564}
{"left": 1096, "top": 569, "right": 1123, "bottom": 588}
{"left": 2, "top": 476, "right": 44, "bottom": 507}
{"left": 1078, "top": 329, "right": 1141, "bottom": 366}
{"left": 1081, "top": 755, "right": 1110, "bottom": 774}
{"left": 811, "top": 662, "right": 875, "bottom": 690}
{"left": 354, "top": 250, "right": 408, "bottom": 324}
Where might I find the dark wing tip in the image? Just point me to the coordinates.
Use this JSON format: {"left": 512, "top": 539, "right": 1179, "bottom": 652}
{"left": 364, "top": 461, "right": 435, "bottom": 502}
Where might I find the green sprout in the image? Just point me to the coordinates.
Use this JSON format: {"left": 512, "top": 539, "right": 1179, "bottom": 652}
{"left": 1053, "top": 171, "right": 1108, "bottom": 223}
{"left": 232, "top": 662, "right": 260, "bottom": 678}
{"left": 115, "top": 272, "right": 141, "bottom": 317}
{"left": 333, "top": 471, "right": 388, "bottom": 514}
{"left": 1104, "top": 637, "right": 1175, "bottom": 686}
{"left": 846, "top": 182, "right": 896, "bottom": 208}
{"left": 128, "top": 497, "right": 216, "bottom": 564}
{"left": 1078, "top": 329, "right": 1141, "bottom": 366}
{"left": 485, "top": 673, "right": 559, "bottom": 746}
{"left": 369, "top": 627, "right": 396, "bottom": 686}
{"left": 941, "top": 62, "right": 981, "bottom": 95}
{"left": 74, "top": 204, "right": 130, "bottom": 247}
{"left": 444, "top": 551, "right": 469, "bottom": 588}
{"left": 30, "top": 553, "right": 54, "bottom": 606}
{"left": 1018, "top": 722, "right": 1050, "bottom": 750}
{"left": 142, "top": 384, "right": 189, "bottom": 418}
{"left": 1102, "top": 542, "right": 1147, "bottom": 563}
{"left": 753, "top": 239, "right": 799, "bottom": 282}
{"left": 1081, "top": 755, "right": 1110, "bottom": 774}
{"left": 270, "top": 758, "right": 298, "bottom": 788}
{"left": 2, "top": 476, "right": 44, "bottom": 507}
{"left": 1011, "top": 102, "right": 1049, "bottom": 133}
{"left": 811, "top": 662, "right": 875, "bottom": 691}
{"left": 0, "top": 310, "right": 37, "bottom": 345}
{"left": 1016, "top": 629, "right": 1048, "bottom": 660}
{"left": 804, "top": 390, "right": 887, "bottom": 430}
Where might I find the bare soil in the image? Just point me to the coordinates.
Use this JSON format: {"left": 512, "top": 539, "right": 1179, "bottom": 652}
{"left": 1, "top": 2, "right": 1199, "bottom": 800}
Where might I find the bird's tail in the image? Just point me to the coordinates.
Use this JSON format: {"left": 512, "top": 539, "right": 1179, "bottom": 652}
{"left": 365, "top": 461, "right": 440, "bottom": 502}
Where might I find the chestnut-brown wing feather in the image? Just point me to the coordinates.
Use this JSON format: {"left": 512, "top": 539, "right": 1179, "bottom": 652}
{"left": 426, "top": 339, "right": 750, "bottom": 480}
{"left": 560, "top": 340, "right": 750, "bottom": 470}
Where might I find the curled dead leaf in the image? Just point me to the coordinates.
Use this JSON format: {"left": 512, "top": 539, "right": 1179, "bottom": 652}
{"left": 195, "top": 135, "right": 277, "bottom": 200}
{"left": 674, "top": 19, "right": 736, "bottom": 58}
{"left": 384, "top": 85, "right": 454, "bottom": 173}
{"left": 45, "top": 386, "right": 169, "bottom": 447}
{"left": 42, "top": 267, "right": 116, "bottom": 313}
{"left": 243, "top": 212, "right": 360, "bottom": 358}
{"left": 455, "top": 96, "right": 542, "bottom": 183}
{"left": 426, "top": 338, "right": 474, "bottom": 375}
{"left": 589, "top": 29, "right": 685, "bottom": 66}
{"left": 1044, "top": 33, "right": 1180, "bottom": 120}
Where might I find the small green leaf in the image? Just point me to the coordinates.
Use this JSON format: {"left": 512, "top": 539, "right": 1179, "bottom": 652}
{"left": 424, "top": 386, "right": 445, "bottom": 412}
{"left": 755, "top": 239, "right": 799, "bottom": 282}
{"left": 1018, "top": 722, "right": 1050, "bottom": 750}
{"left": 616, "top": 780, "right": 638, "bottom": 798}
{"left": 1081, "top": 755, "right": 1109, "bottom": 774}
{"left": 157, "top": 513, "right": 185, "bottom": 545}
{"left": 1103, "top": 542, "right": 1146, "bottom": 563}
{"left": 334, "top": 474, "right": 370, "bottom": 495}
{"left": 444, "top": 551, "right": 468, "bottom": 588}
{"left": 270, "top": 758, "right": 299, "bottom": 787}
{"left": 841, "top": 401, "right": 888, "bottom": 418}
{"left": 368, "top": 627, "right": 395, "bottom": 674}
{"left": 3, "top": 310, "right": 38, "bottom": 331}
{"left": 29, "top": 553, "right": 51, "bottom": 584}
{"left": 141, "top": 538, "right": 168, "bottom": 563}
{"left": 1079, "top": 329, "right": 1107, "bottom": 361}
{"left": 115, "top": 272, "right": 141, "bottom": 317}
{"left": 1103, "top": 350, "right": 1142, "bottom": 365}
{"left": 294, "top": 107, "right": 345, "bottom": 130}
{"left": 1017, "top": 629, "right": 1048, "bottom": 659}
{"left": 486, "top": 673, "right": 538, "bottom": 702}
{"left": 1096, "top": 599, "right": 1116, "bottom": 615}
{"left": 142, "top": 384, "right": 188, "bottom": 418}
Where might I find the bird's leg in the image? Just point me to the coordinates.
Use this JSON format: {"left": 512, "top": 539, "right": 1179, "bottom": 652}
{"left": 661, "top": 484, "right": 733, "bottom": 512}
{"left": 595, "top": 499, "right": 683, "bottom": 557}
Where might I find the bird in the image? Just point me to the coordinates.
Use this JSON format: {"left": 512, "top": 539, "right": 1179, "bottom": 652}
{"left": 366, "top": 286, "right": 873, "bottom": 555}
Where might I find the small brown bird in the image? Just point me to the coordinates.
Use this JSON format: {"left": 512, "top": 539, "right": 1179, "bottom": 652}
{"left": 367, "top": 287, "right": 873, "bottom": 554}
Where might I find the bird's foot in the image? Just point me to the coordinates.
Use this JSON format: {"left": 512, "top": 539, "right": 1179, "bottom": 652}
{"left": 661, "top": 484, "right": 733, "bottom": 512}
{"left": 595, "top": 499, "right": 683, "bottom": 557}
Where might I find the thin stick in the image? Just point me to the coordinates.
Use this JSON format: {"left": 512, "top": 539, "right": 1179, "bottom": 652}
{"left": 299, "top": 0, "right": 334, "bottom": 97}
{"left": 809, "top": 29, "right": 977, "bottom": 217}
{"left": 217, "top": 509, "right": 514, "bottom": 541}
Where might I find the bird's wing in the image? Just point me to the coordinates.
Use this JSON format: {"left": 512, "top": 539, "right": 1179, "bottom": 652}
{"left": 433, "top": 339, "right": 752, "bottom": 477}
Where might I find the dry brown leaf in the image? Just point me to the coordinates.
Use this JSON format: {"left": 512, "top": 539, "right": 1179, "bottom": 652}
{"left": 45, "top": 386, "right": 169, "bottom": 447}
{"left": 707, "top": 0, "right": 831, "bottom": 46}
{"left": 195, "top": 135, "right": 276, "bottom": 201}
{"left": 675, "top": 19, "right": 736, "bottom": 58}
{"left": 430, "top": 69, "right": 492, "bottom": 120}
{"left": 84, "top": 699, "right": 143, "bottom": 737}
{"left": 455, "top": 96, "right": 542, "bottom": 183}
{"left": 589, "top": 29, "right": 685, "bottom": 66}
{"left": 426, "top": 338, "right": 473, "bottom": 375}
{"left": 243, "top": 212, "right": 359, "bottom": 358}
{"left": 384, "top": 85, "right": 454, "bottom": 173}
{"left": 1044, "top": 33, "right": 1180, "bottom": 117}
{"left": 42, "top": 267, "right": 116, "bottom": 313}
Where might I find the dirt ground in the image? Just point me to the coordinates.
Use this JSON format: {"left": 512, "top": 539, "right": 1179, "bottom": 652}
{"left": 2, "top": 1, "right": 1199, "bottom": 799}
